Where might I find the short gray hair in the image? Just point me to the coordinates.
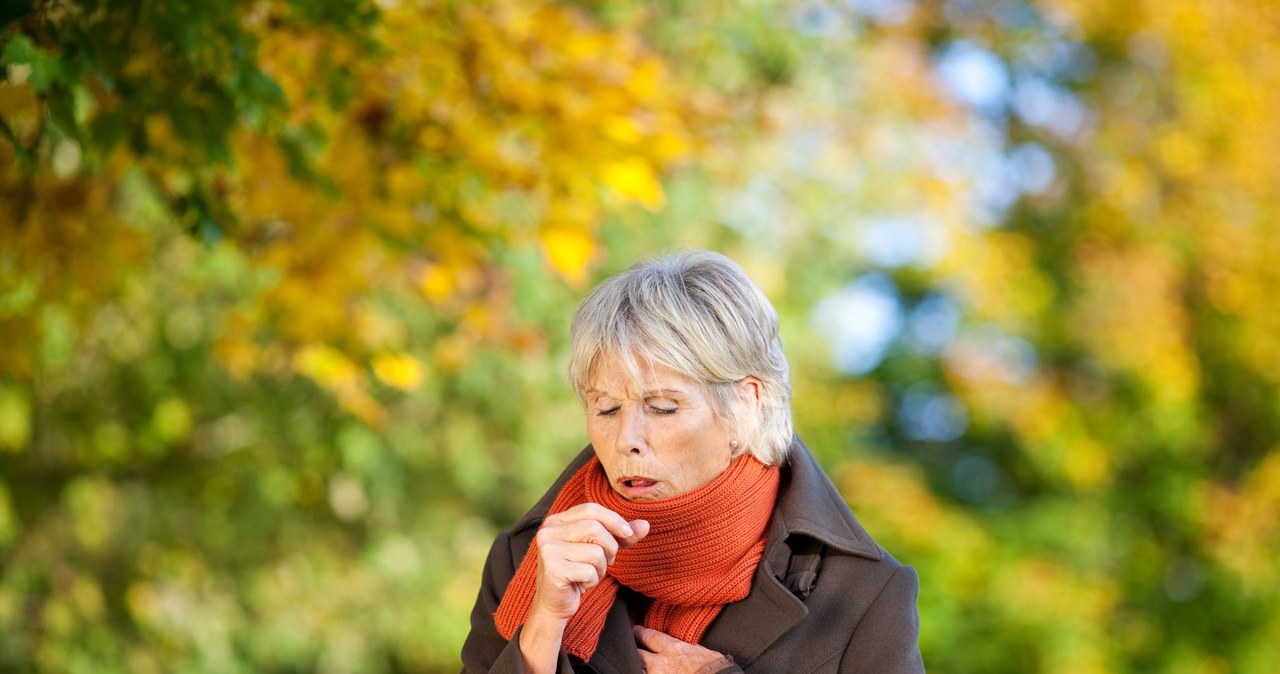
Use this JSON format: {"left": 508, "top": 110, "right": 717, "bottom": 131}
{"left": 568, "top": 250, "right": 793, "bottom": 465}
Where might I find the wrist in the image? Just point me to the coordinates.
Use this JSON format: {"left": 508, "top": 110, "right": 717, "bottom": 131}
{"left": 517, "top": 611, "right": 568, "bottom": 674}
{"left": 523, "top": 608, "right": 569, "bottom": 639}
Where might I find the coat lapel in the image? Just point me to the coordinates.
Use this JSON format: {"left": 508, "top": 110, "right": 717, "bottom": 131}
{"left": 585, "top": 594, "right": 645, "bottom": 674}
{"left": 698, "top": 438, "right": 883, "bottom": 667}
{"left": 699, "top": 552, "right": 809, "bottom": 667}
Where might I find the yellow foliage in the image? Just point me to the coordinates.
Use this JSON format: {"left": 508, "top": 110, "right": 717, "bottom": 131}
{"left": 540, "top": 226, "right": 597, "bottom": 286}
{"left": 0, "top": 387, "right": 32, "bottom": 452}
{"left": 372, "top": 353, "right": 424, "bottom": 392}
{"left": 1044, "top": 0, "right": 1280, "bottom": 396}
{"left": 295, "top": 344, "right": 386, "bottom": 426}
{"left": 137, "top": 0, "right": 696, "bottom": 414}
{"left": 601, "top": 158, "right": 666, "bottom": 210}
{"left": 942, "top": 231, "right": 1051, "bottom": 331}
{"left": 603, "top": 115, "right": 643, "bottom": 145}
{"left": 64, "top": 477, "right": 122, "bottom": 553}
{"left": 794, "top": 381, "right": 885, "bottom": 428}
{"left": 1063, "top": 437, "right": 1111, "bottom": 489}
{"left": 996, "top": 559, "right": 1116, "bottom": 623}
{"left": 1070, "top": 242, "right": 1199, "bottom": 404}
{"left": 1153, "top": 127, "right": 1206, "bottom": 180}
{"left": 1200, "top": 449, "right": 1280, "bottom": 587}
{"left": 354, "top": 308, "right": 408, "bottom": 352}
{"left": 152, "top": 397, "right": 193, "bottom": 444}
{"left": 837, "top": 459, "right": 989, "bottom": 556}
{"left": 419, "top": 265, "right": 457, "bottom": 304}
{"left": 1, "top": 0, "right": 699, "bottom": 420}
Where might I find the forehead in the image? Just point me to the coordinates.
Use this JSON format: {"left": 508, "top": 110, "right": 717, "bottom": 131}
{"left": 587, "top": 351, "right": 699, "bottom": 395}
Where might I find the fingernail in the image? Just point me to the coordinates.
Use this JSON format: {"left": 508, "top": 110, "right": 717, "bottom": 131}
{"left": 621, "top": 524, "right": 633, "bottom": 537}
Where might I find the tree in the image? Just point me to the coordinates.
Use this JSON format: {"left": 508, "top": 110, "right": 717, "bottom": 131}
{"left": 2, "top": 1, "right": 701, "bottom": 671}
{"left": 2, "top": 0, "right": 1278, "bottom": 671}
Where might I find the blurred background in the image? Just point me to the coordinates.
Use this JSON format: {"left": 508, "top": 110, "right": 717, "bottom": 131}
{"left": 2, "top": 0, "right": 1279, "bottom": 672}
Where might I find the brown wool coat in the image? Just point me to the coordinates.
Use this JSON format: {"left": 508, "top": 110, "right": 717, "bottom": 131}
{"left": 460, "top": 438, "right": 926, "bottom": 674}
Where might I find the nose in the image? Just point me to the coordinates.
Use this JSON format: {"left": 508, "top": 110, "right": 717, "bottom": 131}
{"left": 614, "top": 403, "right": 648, "bottom": 457}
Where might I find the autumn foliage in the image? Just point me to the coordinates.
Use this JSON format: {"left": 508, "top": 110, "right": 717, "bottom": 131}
{"left": 2, "top": 0, "right": 1278, "bottom": 672}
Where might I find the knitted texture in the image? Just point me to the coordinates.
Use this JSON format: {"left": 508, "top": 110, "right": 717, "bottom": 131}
{"left": 494, "top": 453, "right": 780, "bottom": 661}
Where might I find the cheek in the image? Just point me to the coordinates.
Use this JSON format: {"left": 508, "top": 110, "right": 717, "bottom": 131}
{"left": 702, "top": 448, "right": 732, "bottom": 476}
{"left": 585, "top": 416, "right": 609, "bottom": 441}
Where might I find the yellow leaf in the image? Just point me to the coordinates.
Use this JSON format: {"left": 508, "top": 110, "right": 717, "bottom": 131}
{"left": 0, "top": 387, "right": 31, "bottom": 452}
{"left": 373, "top": 352, "right": 424, "bottom": 391}
{"left": 152, "top": 397, "right": 193, "bottom": 444}
{"left": 386, "top": 164, "right": 421, "bottom": 199}
{"left": 602, "top": 115, "right": 642, "bottom": 144}
{"left": 627, "top": 59, "right": 661, "bottom": 101}
{"left": 541, "top": 227, "right": 596, "bottom": 285}
{"left": 1064, "top": 438, "right": 1111, "bottom": 489}
{"left": 213, "top": 336, "right": 260, "bottom": 380}
{"left": 338, "top": 389, "right": 387, "bottom": 428}
{"left": 652, "top": 129, "right": 689, "bottom": 161}
{"left": 295, "top": 344, "right": 360, "bottom": 388}
{"left": 419, "top": 265, "right": 457, "bottom": 303}
{"left": 600, "top": 158, "right": 664, "bottom": 210}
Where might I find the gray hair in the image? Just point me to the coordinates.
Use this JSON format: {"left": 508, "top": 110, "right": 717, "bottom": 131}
{"left": 568, "top": 250, "right": 794, "bottom": 465}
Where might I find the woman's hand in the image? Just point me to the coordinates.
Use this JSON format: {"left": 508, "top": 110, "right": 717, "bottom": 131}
{"left": 634, "top": 625, "right": 735, "bottom": 674}
{"left": 519, "top": 503, "right": 649, "bottom": 674}
{"left": 531, "top": 502, "right": 649, "bottom": 619}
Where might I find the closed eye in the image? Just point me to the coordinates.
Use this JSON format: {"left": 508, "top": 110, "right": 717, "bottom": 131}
{"left": 595, "top": 406, "right": 621, "bottom": 417}
{"left": 649, "top": 405, "right": 677, "bottom": 415}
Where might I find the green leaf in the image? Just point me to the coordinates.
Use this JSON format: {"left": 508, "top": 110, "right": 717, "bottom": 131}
{"left": 2, "top": 34, "right": 66, "bottom": 93}
{"left": 46, "top": 86, "right": 82, "bottom": 142}
{"left": 241, "top": 68, "right": 286, "bottom": 109}
{"left": 0, "top": 33, "right": 36, "bottom": 66}
{"left": 89, "top": 108, "right": 129, "bottom": 153}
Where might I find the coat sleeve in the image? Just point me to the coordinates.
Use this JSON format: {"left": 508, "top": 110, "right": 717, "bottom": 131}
{"left": 459, "top": 530, "right": 576, "bottom": 674}
{"left": 838, "top": 565, "right": 926, "bottom": 674}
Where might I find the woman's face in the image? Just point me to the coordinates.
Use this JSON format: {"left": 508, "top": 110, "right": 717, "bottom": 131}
{"left": 585, "top": 353, "right": 742, "bottom": 501}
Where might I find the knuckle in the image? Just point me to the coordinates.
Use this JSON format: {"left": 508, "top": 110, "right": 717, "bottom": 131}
{"left": 586, "top": 521, "right": 610, "bottom": 543}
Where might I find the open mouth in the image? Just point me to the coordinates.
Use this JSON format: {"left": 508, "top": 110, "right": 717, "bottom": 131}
{"left": 617, "top": 476, "right": 661, "bottom": 498}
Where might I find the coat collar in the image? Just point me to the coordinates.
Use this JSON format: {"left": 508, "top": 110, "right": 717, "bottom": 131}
{"left": 770, "top": 436, "right": 883, "bottom": 562}
{"left": 700, "top": 437, "right": 882, "bottom": 666}
{"left": 509, "top": 438, "right": 884, "bottom": 670}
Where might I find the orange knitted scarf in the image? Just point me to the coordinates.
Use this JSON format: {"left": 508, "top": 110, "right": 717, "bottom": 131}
{"left": 494, "top": 453, "right": 780, "bottom": 661}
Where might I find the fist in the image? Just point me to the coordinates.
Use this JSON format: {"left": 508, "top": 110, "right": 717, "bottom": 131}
{"left": 530, "top": 503, "right": 649, "bottom": 621}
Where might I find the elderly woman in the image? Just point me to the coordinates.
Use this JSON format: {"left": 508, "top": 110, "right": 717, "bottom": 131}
{"left": 462, "top": 251, "right": 924, "bottom": 673}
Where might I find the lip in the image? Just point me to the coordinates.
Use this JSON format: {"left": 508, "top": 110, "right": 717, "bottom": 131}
{"left": 616, "top": 475, "right": 663, "bottom": 500}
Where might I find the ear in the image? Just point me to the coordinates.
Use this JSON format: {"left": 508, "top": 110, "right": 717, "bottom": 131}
{"left": 736, "top": 376, "right": 763, "bottom": 411}
{"left": 730, "top": 377, "right": 765, "bottom": 447}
